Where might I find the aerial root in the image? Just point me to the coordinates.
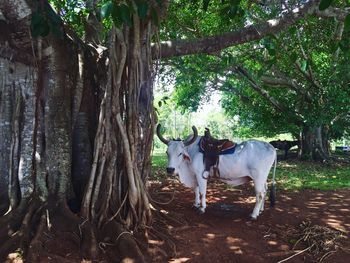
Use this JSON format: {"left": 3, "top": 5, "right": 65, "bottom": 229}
{"left": 0, "top": 199, "right": 43, "bottom": 261}
{"left": 147, "top": 189, "right": 176, "bottom": 205}
{"left": 278, "top": 221, "right": 348, "bottom": 262}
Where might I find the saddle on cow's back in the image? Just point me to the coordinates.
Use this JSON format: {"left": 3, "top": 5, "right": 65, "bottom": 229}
{"left": 199, "top": 128, "right": 236, "bottom": 175}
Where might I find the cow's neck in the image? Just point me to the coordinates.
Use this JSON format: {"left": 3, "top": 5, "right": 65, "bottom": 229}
{"left": 177, "top": 161, "right": 196, "bottom": 188}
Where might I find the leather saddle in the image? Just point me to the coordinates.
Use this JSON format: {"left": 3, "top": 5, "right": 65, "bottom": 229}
{"left": 199, "top": 128, "right": 236, "bottom": 173}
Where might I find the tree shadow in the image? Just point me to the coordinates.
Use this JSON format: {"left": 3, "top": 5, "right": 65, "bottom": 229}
{"left": 148, "top": 179, "right": 350, "bottom": 263}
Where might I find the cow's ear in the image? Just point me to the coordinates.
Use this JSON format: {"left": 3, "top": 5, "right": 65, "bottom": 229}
{"left": 183, "top": 153, "right": 191, "bottom": 162}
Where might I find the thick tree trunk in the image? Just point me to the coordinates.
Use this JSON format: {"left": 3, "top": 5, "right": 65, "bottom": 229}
{"left": 0, "top": 1, "right": 156, "bottom": 261}
{"left": 300, "top": 125, "right": 330, "bottom": 161}
{"left": 0, "top": 60, "right": 13, "bottom": 215}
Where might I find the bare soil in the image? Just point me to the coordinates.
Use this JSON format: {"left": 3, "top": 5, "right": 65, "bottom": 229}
{"left": 3, "top": 177, "right": 349, "bottom": 263}
{"left": 146, "top": 179, "right": 350, "bottom": 263}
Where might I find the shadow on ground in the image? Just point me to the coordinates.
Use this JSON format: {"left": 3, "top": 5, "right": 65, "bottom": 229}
{"left": 146, "top": 180, "right": 350, "bottom": 263}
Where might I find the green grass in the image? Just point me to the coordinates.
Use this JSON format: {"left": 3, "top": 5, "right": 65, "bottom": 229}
{"left": 151, "top": 153, "right": 350, "bottom": 191}
{"left": 152, "top": 152, "right": 168, "bottom": 168}
{"left": 276, "top": 161, "right": 350, "bottom": 190}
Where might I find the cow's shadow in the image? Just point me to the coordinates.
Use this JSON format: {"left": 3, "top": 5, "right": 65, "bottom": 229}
{"left": 206, "top": 203, "right": 250, "bottom": 219}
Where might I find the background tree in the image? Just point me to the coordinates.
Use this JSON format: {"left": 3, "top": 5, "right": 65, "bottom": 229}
{"left": 164, "top": 0, "right": 350, "bottom": 161}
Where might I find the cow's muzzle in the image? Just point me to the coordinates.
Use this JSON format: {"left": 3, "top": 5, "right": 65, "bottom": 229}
{"left": 166, "top": 167, "right": 175, "bottom": 174}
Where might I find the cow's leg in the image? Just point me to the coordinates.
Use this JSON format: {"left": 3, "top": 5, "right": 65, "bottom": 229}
{"left": 196, "top": 175, "right": 208, "bottom": 214}
{"left": 192, "top": 154, "right": 207, "bottom": 214}
{"left": 259, "top": 183, "right": 268, "bottom": 214}
{"left": 251, "top": 180, "right": 266, "bottom": 219}
{"left": 198, "top": 183, "right": 207, "bottom": 214}
{"left": 193, "top": 186, "right": 200, "bottom": 209}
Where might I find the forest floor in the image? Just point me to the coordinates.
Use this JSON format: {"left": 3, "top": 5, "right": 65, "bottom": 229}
{"left": 4, "top": 153, "right": 349, "bottom": 263}
{"left": 145, "top": 179, "right": 350, "bottom": 263}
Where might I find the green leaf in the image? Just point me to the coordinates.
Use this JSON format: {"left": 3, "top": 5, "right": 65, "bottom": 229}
{"left": 344, "top": 14, "right": 350, "bottom": 32}
{"left": 101, "top": 1, "right": 113, "bottom": 19}
{"left": 300, "top": 60, "right": 308, "bottom": 72}
{"left": 137, "top": 1, "right": 149, "bottom": 19}
{"left": 319, "top": 0, "right": 333, "bottom": 11}
{"left": 203, "top": 0, "right": 211, "bottom": 11}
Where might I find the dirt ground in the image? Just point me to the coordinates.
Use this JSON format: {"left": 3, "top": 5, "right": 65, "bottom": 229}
{"left": 146, "top": 179, "right": 350, "bottom": 263}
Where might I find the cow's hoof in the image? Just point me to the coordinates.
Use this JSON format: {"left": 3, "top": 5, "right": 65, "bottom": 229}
{"left": 250, "top": 214, "right": 258, "bottom": 220}
{"left": 197, "top": 208, "right": 205, "bottom": 215}
{"left": 192, "top": 204, "right": 200, "bottom": 210}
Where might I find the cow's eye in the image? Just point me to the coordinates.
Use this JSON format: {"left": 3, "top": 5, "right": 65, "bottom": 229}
{"left": 178, "top": 153, "right": 182, "bottom": 157}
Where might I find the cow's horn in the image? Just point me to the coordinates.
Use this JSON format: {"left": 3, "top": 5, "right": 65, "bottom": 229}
{"left": 156, "top": 124, "right": 170, "bottom": 145}
{"left": 184, "top": 126, "right": 198, "bottom": 146}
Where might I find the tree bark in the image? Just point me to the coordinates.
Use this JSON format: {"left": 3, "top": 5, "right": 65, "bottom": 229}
{"left": 300, "top": 125, "right": 329, "bottom": 161}
{"left": 0, "top": 59, "right": 13, "bottom": 215}
{"left": 153, "top": 0, "right": 350, "bottom": 59}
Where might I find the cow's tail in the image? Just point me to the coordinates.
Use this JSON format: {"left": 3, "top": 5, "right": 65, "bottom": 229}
{"left": 269, "top": 154, "right": 277, "bottom": 208}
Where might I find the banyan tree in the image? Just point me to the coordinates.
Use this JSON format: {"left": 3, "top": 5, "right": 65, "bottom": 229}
{"left": 0, "top": 0, "right": 348, "bottom": 261}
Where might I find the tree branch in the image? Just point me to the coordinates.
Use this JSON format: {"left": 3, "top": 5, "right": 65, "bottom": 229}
{"left": 331, "top": 112, "right": 350, "bottom": 124}
{"left": 261, "top": 74, "right": 314, "bottom": 103}
{"left": 234, "top": 65, "right": 304, "bottom": 125}
{"left": 153, "top": 0, "right": 350, "bottom": 59}
{"left": 235, "top": 66, "right": 287, "bottom": 112}
{"left": 261, "top": 76, "right": 299, "bottom": 90}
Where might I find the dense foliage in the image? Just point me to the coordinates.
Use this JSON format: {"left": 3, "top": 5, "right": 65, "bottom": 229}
{"left": 159, "top": 1, "right": 350, "bottom": 146}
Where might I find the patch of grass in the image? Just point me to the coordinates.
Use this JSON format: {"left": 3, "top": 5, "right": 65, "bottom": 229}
{"left": 151, "top": 152, "right": 168, "bottom": 180}
{"left": 152, "top": 152, "right": 167, "bottom": 168}
{"left": 151, "top": 152, "right": 350, "bottom": 191}
{"left": 276, "top": 161, "right": 350, "bottom": 190}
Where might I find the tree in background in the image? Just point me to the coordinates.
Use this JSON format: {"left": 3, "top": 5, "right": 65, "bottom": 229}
{"left": 164, "top": 1, "right": 350, "bottom": 161}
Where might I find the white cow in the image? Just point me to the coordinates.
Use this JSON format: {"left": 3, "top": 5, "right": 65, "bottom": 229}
{"left": 157, "top": 124, "right": 277, "bottom": 219}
